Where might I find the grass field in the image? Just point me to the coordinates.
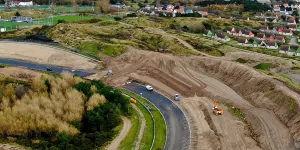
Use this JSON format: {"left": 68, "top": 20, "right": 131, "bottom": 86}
{"left": 120, "top": 88, "right": 166, "bottom": 150}
{"left": 0, "top": 15, "right": 112, "bottom": 31}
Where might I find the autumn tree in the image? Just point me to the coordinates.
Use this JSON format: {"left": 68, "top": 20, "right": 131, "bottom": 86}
{"left": 96, "top": 0, "right": 111, "bottom": 14}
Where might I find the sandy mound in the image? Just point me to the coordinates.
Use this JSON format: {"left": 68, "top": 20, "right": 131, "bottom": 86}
{"left": 101, "top": 49, "right": 300, "bottom": 149}
{"left": 0, "top": 144, "right": 24, "bottom": 150}
{"left": 0, "top": 42, "right": 97, "bottom": 70}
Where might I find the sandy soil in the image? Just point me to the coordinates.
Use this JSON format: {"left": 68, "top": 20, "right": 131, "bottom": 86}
{"left": 0, "top": 42, "right": 97, "bottom": 70}
{"left": 0, "top": 144, "right": 24, "bottom": 150}
{"left": 179, "top": 97, "right": 261, "bottom": 150}
{"left": 131, "top": 103, "right": 146, "bottom": 150}
{"left": 94, "top": 48, "right": 300, "bottom": 150}
{"left": 106, "top": 117, "right": 132, "bottom": 150}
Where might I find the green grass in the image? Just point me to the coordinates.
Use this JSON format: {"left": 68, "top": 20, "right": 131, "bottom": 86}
{"left": 38, "top": 15, "right": 112, "bottom": 24}
{"left": 119, "top": 106, "right": 141, "bottom": 150}
{"left": 236, "top": 58, "right": 248, "bottom": 63}
{"left": 120, "top": 88, "right": 166, "bottom": 150}
{"left": 0, "top": 21, "right": 35, "bottom": 30}
{"left": 224, "top": 103, "right": 245, "bottom": 121}
{"left": 253, "top": 63, "right": 272, "bottom": 70}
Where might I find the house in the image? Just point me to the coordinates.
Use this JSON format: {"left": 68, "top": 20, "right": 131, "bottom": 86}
{"left": 269, "top": 34, "right": 276, "bottom": 41}
{"left": 277, "top": 27, "right": 284, "bottom": 34}
{"left": 203, "top": 30, "right": 214, "bottom": 37}
{"left": 260, "top": 26, "right": 269, "bottom": 31}
{"left": 275, "top": 36, "right": 286, "bottom": 43}
{"left": 257, "top": 33, "right": 266, "bottom": 40}
{"left": 199, "top": 11, "right": 208, "bottom": 16}
{"left": 252, "top": 39, "right": 262, "bottom": 47}
{"left": 280, "top": 6, "right": 286, "bottom": 13}
{"left": 239, "top": 29, "right": 255, "bottom": 37}
{"left": 296, "top": 48, "right": 300, "bottom": 56}
{"left": 266, "top": 41, "right": 278, "bottom": 49}
{"left": 166, "top": 5, "right": 174, "bottom": 13}
{"left": 185, "top": 9, "right": 193, "bottom": 14}
{"left": 297, "top": 26, "right": 300, "bottom": 31}
{"left": 283, "top": 3, "right": 289, "bottom": 8}
{"left": 238, "top": 38, "right": 249, "bottom": 46}
{"left": 174, "top": 6, "right": 185, "bottom": 14}
{"left": 288, "top": 18, "right": 296, "bottom": 24}
{"left": 259, "top": 41, "right": 268, "bottom": 47}
{"left": 214, "top": 32, "right": 230, "bottom": 42}
{"left": 19, "top": 1, "right": 33, "bottom": 6}
{"left": 282, "top": 29, "right": 293, "bottom": 36}
{"left": 272, "top": 18, "right": 278, "bottom": 23}
{"left": 231, "top": 28, "right": 240, "bottom": 36}
{"left": 273, "top": 6, "right": 280, "bottom": 12}
{"left": 288, "top": 24, "right": 297, "bottom": 31}
{"left": 279, "top": 45, "right": 290, "bottom": 54}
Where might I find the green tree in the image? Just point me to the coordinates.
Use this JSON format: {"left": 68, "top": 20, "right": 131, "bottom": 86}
{"left": 15, "top": 11, "right": 21, "bottom": 16}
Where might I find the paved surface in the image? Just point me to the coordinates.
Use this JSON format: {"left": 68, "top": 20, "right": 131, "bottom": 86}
{"left": 290, "top": 38, "right": 299, "bottom": 46}
{"left": 106, "top": 117, "right": 132, "bottom": 150}
{"left": 0, "top": 58, "right": 93, "bottom": 77}
{"left": 124, "top": 82, "right": 190, "bottom": 150}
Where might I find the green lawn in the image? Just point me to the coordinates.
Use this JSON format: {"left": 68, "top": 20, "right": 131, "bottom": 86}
{"left": 120, "top": 89, "right": 166, "bottom": 150}
{"left": 0, "top": 21, "right": 35, "bottom": 30}
{"left": 254, "top": 63, "right": 272, "bottom": 70}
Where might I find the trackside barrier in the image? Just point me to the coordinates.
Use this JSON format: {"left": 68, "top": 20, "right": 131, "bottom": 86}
{"left": 120, "top": 90, "right": 156, "bottom": 150}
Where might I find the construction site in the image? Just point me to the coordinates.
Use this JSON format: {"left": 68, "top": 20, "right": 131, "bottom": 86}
{"left": 89, "top": 47, "right": 300, "bottom": 150}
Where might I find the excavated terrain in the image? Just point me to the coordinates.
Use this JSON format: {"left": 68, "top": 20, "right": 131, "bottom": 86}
{"left": 95, "top": 48, "right": 300, "bottom": 150}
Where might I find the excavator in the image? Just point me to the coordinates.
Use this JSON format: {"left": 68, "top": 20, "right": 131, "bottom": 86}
{"left": 212, "top": 100, "right": 224, "bottom": 115}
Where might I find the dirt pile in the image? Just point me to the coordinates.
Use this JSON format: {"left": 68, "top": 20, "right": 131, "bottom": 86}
{"left": 102, "top": 49, "right": 300, "bottom": 149}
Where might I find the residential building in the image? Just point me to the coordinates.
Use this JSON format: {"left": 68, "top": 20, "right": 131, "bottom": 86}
{"left": 288, "top": 24, "right": 297, "bottom": 31}
{"left": 266, "top": 41, "right": 278, "bottom": 49}
{"left": 174, "top": 6, "right": 185, "bottom": 14}
{"left": 259, "top": 18, "right": 267, "bottom": 22}
{"left": 199, "top": 11, "right": 208, "bottom": 16}
{"left": 257, "top": 33, "right": 266, "bottom": 40}
{"left": 269, "top": 34, "right": 276, "bottom": 41}
{"left": 282, "top": 29, "right": 293, "bottom": 36}
{"left": 273, "top": 5, "right": 280, "bottom": 12}
{"left": 239, "top": 29, "right": 255, "bottom": 37}
{"left": 255, "top": 12, "right": 264, "bottom": 18}
{"left": 252, "top": 39, "right": 262, "bottom": 47}
{"left": 203, "top": 30, "right": 214, "bottom": 37}
{"left": 243, "top": 16, "right": 250, "bottom": 21}
{"left": 275, "top": 36, "right": 286, "bottom": 43}
{"left": 288, "top": 18, "right": 296, "bottom": 24}
{"left": 214, "top": 32, "right": 230, "bottom": 42}
{"left": 279, "top": 45, "right": 290, "bottom": 53}
{"left": 238, "top": 38, "right": 249, "bottom": 46}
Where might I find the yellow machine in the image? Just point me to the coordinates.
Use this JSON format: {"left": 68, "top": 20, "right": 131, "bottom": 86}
{"left": 213, "top": 100, "right": 224, "bottom": 115}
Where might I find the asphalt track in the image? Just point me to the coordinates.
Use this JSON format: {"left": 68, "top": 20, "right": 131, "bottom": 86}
{"left": 0, "top": 58, "right": 93, "bottom": 77}
{"left": 124, "top": 82, "right": 190, "bottom": 150}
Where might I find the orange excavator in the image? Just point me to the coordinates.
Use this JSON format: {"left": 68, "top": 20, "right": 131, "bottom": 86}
{"left": 212, "top": 100, "right": 224, "bottom": 115}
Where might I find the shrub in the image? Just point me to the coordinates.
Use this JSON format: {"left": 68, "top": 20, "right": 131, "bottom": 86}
{"left": 57, "top": 19, "right": 66, "bottom": 24}
{"left": 127, "top": 13, "right": 137, "bottom": 17}
{"left": 114, "top": 16, "right": 122, "bottom": 21}
{"left": 254, "top": 63, "right": 272, "bottom": 70}
{"left": 236, "top": 58, "right": 248, "bottom": 63}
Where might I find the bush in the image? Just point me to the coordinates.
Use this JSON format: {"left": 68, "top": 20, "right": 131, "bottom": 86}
{"left": 114, "top": 16, "right": 122, "bottom": 21}
{"left": 236, "top": 58, "right": 248, "bottom": 63}
{"left": 127, "top": 13, "right": 137, "bottom": 17}
{"left": 254, "top": 63, "right": 272, "bottom": 70}
{"left": 57, "top": 19, "right": 66, "bottom": 24}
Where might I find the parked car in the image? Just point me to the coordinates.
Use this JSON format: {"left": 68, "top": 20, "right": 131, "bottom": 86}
{"left": 146, "top": 85, "right": 153, "bottom": 91}
{"left": 46, "top": 67, "right": 52, "bottom": 71}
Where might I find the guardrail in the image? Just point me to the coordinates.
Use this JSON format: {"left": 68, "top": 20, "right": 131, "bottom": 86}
{"left": 0, "top": 39, "right": 101, "bottom": 63}
{"left": 120, "top": 90, "right": 156, "bottom": 150}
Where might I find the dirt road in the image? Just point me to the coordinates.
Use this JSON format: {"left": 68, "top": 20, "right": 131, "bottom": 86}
{"left": 130, "top": 103, "right": 146, "bottom": 150}
{"left": 0, "top": 42, "right": 97, "bottom": 70}
{"left": 0, "top": 144, "right": 24, "bottom": 150}
{"left": 106, "top": 117, "right": 132, "bottom": 150}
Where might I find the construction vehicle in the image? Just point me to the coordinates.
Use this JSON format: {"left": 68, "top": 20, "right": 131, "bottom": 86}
{"left": 212, "top": 100, "right": 224, "bottom": 115}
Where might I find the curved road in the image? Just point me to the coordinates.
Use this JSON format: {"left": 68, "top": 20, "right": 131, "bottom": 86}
{"left": 0, "top": 58, "right": 93, "bottom": 77}
{"left": 124, "top": 82, "right": 190, "bottom": 150}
